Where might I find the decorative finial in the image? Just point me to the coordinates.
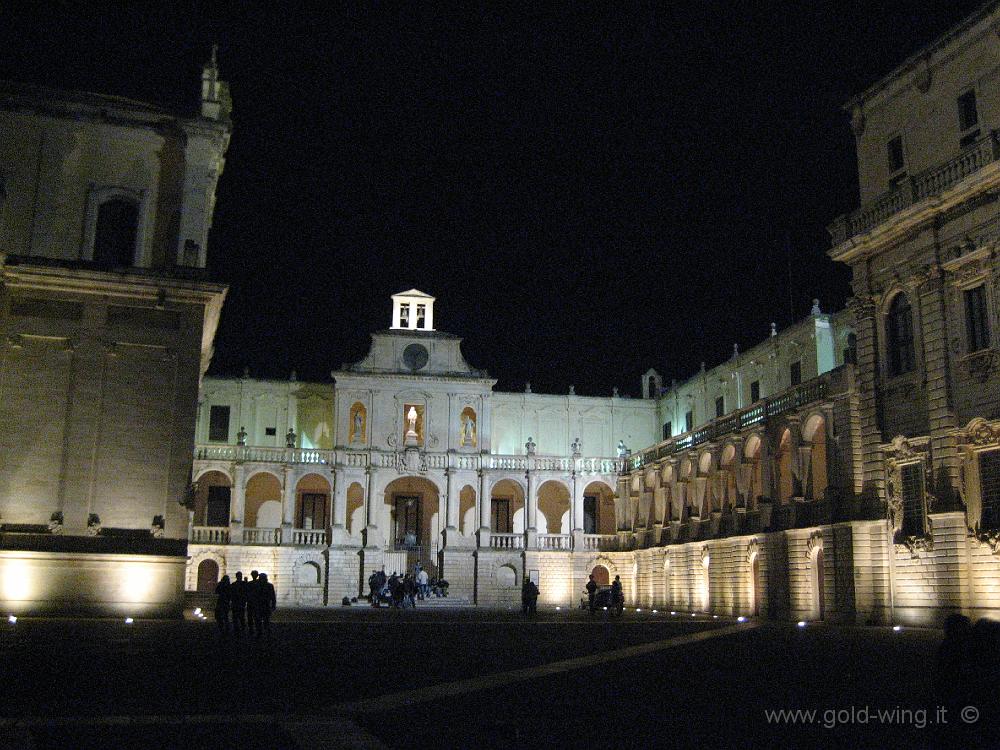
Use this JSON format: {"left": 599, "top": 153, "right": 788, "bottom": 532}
{"left": 732, "top": 343, "right": 739, "bottom": 359}
{"left": 770, "top": 322, "right": 777, "bottom": 337}
{"left": 525, "top": 381, "right": 532, "bottom": 394}
{"left": 289, "top": 369, "right": 297, "bottom": 381}
{"left": 569, "top": 385, "right": 575, "bottom": 396}
{"left": 571, "top": 437, "right": 582, "bottom": 456}
{"left": 242, "top": 366, "right": 250, "bottom": 378}
{"left": 211, "top": 43, "right": 219, "bottom": 67}
{"left": 811, "top": 299, "right": 821, "bottom": 316}
{"left": 612, "top": 386, "right": 619, "bottom": 397}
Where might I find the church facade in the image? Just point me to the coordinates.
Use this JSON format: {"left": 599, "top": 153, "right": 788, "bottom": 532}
{"left": 2, "top": 6, "right": 999, "bottom": 625}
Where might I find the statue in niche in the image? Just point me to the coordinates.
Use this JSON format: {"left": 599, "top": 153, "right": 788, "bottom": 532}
{"left": 286, "top": 428, "right": 296, "bottom": 448}
{"left": 352, "top": 408, "right": 364, "bottom": 443}
{"left": 407, "top": 406, "right": 418, "bottom": 436}
{"left": 460, "top": 411, "right": 477, "bottom": 447}
{"left": 237, "top": 426, "right": 247, "bottom": 446}
{"left": 470, "top": 419, "right": 477, "bottom": 444}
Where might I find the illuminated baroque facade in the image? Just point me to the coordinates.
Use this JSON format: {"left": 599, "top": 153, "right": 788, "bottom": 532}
{"left": 2, "top": 7, "right": 999, "bottom": 625}
{"left": 0, "top": 53, "right": 231, "bottom": 615}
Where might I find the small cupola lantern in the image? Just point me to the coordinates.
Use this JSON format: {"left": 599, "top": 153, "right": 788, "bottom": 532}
{"left": 391, "top": 289, "right": 435, "bottom": 331}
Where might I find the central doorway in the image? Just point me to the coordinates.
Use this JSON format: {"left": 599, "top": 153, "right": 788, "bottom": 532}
{"left": 394, "top": 495, "right": 422, "bottom": 548}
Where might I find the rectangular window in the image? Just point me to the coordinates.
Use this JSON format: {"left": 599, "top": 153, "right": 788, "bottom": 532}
{"left": 208, "top": 405, "right": 230, "bottom": 442}
{"left": 416, "top": 304, "right": 426, "bottom": 327}
{"left": 206, "top": 485, "right": 231, "bottom": 526}
{"left": 399, "top": 303, "right": 410, "bottom": 326}
{"left": 662, "top": 421, "right": 672, "bottom": 440}
{"left": 750, "top": 380, "right": 760, "bottom": 403}
{"left": 980, "top": 450, "right": 1000, "bottom": 530}
{"left": 583, "top": 496, "right": 597, "bottom": 534}
{"left": 298, "top": 493, "right": 327, "bottom": 529}
{"left": 965, "top": 285, "right": 991, "bottom": 353}
{"left": 265, "top": 427, "right": 276, "bottom": 437}
{"left": 900, "top": 462, "right": 926, "bottom": 537}
{"left": 715, "top": 396, "right": 725, "bottom": 418}
{"left": 685, "top": 411, "right": 693, "bottom": 432}
{"left": 886, "top": 135, "right": 904, "bottom": 174}
{"left": 492, "top": 498, "right": 512, "bottom": 533}
{"left": 958, "top": 89, "right": 979, "bottom": 133}
{"left": 790, "top": 361, "right": 802, "bottom": 386}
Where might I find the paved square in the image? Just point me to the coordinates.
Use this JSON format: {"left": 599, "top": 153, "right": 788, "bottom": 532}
{"left": 0, "top": 609, "right": 991, "bottom": 749}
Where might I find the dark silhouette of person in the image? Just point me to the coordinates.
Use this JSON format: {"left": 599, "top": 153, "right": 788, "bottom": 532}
{"left": 246, "top": 570, "right": 261, "bottom": 636}
{"left": 586, "top": 574, "right": 598, "bottom": 613}
{"left": 257, "top": 572, "right": 276, "bottom": 637}
{"left": 230, "top": 571, "right": 247, "bottom": 634}
{"left": 521, "top": 577, "right": 531, "bottom": 615}
{"left": 934, "top": 613, "right": 972, "bottom": 708}
{"left": 610, "top": 575, "right": 623, "bottom": 615}
{"left": 214, "top": 574, "right": 231, "bottom": 634}
{"left": 526, "top": 579, "right": 539, "bottom": 615}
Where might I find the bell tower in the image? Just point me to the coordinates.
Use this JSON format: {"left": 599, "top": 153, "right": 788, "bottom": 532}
{"left": 391, "top": 289, "right": 435, "bottom": 331}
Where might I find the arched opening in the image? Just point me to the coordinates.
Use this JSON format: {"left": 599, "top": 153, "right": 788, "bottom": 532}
{"left": 700, "top": 552, "right": 711, "bottom": 611}
{"left": 743, "top": 435, "right": 763, "bottom": 509}
{"left": 886, "top": 293, "right": 916, "bottom": 377}
{"left": 648, "top": 375, "right": 657, "bottom": 399}
{"left": 193, "top": 470, "right": 231, "bottom": 527}
{"left": 776, "top": 429, "right": 795, "bottom": 503}
{"left": 537, "top": 480, "right": 571, "bottom": 534}
{"left": 583, "top": 480, "right": 616, "bottom": 535}
{"left": 803, "top": 415, "right": 829, "bottom": 501}
{"left": 348, "top": 402, "right": 367, "bottom": 444}
{"left": 196, "top": 559, "right": 219, "bottom": 593}
{"left": 491, "top": 478, "right": 525, "bottom": 534}
{"left": 459, "top": 485, "right": 477, "bottom": 535}
{"left": 295, "top": 473, "right": 330, "bottom": 530}
{"left": 384, "top": 475, "right": 440, "bottom": 554}
{"left": 496, "top": 564, "right": 518, "bottom": 588}
{"left": 590, "top": 564, "right": 610, "bottom": 587}
{"left": 296, "top": 561, "right": 322, "bottom": 586}
{"left": 94, "top": 198, "right": 139, "bottom": 268}
{"left": 460, "top": 407, "right": 478, "bottom": 448}
{"left": 811, "top": 546, "right": 825, "bottom": 621}
{"left": 245, "top": 472, "right": 282, "bottom": 528}
{"left": 749, "top": 551, "right": 761, "bottom": 617}
{"left": 346, "top": 482, "right": 364, "bottom": 536}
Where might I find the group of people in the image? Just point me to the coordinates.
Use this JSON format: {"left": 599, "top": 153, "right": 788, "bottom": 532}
{"left": 368, "top": 563, "right": 449, "bottom": 608}
{"left": 934, "top": 614, "right": 1000, "bottom": 718}
{"left": 584, "top": 573, "right": 624, "bottom": 615}
{"left": 521, "top": 577, "right": 539, "bottom": 614}
{"left": 213, "top": 570, "right": 277, "bottom": 637}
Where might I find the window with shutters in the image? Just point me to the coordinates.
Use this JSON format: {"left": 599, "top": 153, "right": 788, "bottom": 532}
{"left": 899, "top": 462, "right": 926, "bottom": 537}
{"left": 979, "top": 450, "right": 1000, "bottom": 530}
{"left": 965, "top": 285, "right": 991, "bottom": 353}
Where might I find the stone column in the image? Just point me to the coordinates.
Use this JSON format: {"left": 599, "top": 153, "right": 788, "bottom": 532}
{"left": 571, "top": 468, "right": 585, "bottom": 550}
{"left": 230, "top": 462, "right": 245, "bottom": 544}
{"left": 331, "top": 469, "right": 348, "bottom": 545}
{"left": 526, "top": 470, "right": 538, "bottom": 548}
{"left": 848, "top": 295, "right": 885, "bottom": 501}
{"left": 282, "top": 466, "right": 296, "bottom": 529}
{"left": 477, "top": 469, "right": 491, "bottom": 547}
{"left": 446, "top": 468, "right": 460, "bottom": 530}
{"left": 363, "top": 468, "right": 379, "bottom": 548}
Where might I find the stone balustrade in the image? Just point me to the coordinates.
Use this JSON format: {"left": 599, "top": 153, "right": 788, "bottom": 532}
{"left": 582, "top": 533, "right": 618, "bottom": 551}
{"left": 829, "top": 129, "right": 1000, "bottom": 244}
{"left": 190, "top": 525, "right": 230, "bottom": 544}
{"left": 490, "top": 532, "right": 524, "bottom": 550}
{"left": 194, "top": 444, "right": 620, "bottom": 476}
{"left": 537, "top": 533, "right": 570, "bottom": 551}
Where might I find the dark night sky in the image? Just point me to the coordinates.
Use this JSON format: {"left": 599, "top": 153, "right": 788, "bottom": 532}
{"left": 0, "top": 3, "right": 986, "bottom": 395}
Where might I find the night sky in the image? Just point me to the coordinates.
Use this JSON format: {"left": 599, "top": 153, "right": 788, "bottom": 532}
{"left": 0, "top": 3, "right": 986, "bottom": 395}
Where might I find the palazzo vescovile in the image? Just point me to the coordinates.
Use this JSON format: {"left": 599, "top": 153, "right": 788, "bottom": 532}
{"left": 3, "top": 6, "right": 1000, "bottom": 624}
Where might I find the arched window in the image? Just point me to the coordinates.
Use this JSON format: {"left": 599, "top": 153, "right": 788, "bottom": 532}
{"left": 93, "top": 198, "right": 139, "bottom": 268}
{"left": 886, "top": 294, "right": 915, "bottom": 376}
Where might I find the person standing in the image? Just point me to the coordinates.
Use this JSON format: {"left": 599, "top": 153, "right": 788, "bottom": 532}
{"left": 585, "top": 574, "right": 598, "bottom": 614}
{"left": 527, "top": 578, "right": 539, "bottom": 615}
{"left": 247, "top": 570, "right": 261, "bottom": 636}
{"left": 610, "top": 575, "right": 624, "bottom": 616}
{"left": 417, "top": 566, "right": 429, "bottom": 600}
{"left": 230, "top": 571, "right": 247, "bottom": 634}
{"left": 521, "top": 577, "right": 531, "bottom": 615}
{"left": 214, "top": 574, "right": 232, "bottom": 634}
{"left": 258, "top": 572, "right": 276, "bottom": 637}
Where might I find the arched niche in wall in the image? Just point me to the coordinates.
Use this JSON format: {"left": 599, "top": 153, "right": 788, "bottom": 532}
{"left": 349, "top": 402, "right": 367, "bottom": 445}
{"left": 460, "top": 406, "right": 478, "bottom": 448}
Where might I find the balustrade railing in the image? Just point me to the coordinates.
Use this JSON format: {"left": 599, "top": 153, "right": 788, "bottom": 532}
{"left": 629, "top": 369, "right": 839, "bottom": 471}
{"left": 490, "top": 532, "right": 524, "bottom": 550}
{"left": 537, "top": 533, "right": 570, "bottom": 551}
{"left": 191, "top": 526, "right": 230, "bottom": 544}
{"left": 290, "top": 528, "right": 327, "bottom": 546}
{"left": 242, "top": 527, "right": 281, "bottom": 545}
{"left": 582, "top": 534, "right": 617, "bottom": 551}
{"left": 830, "top": 129, "right": 1000, "bottom": 243}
